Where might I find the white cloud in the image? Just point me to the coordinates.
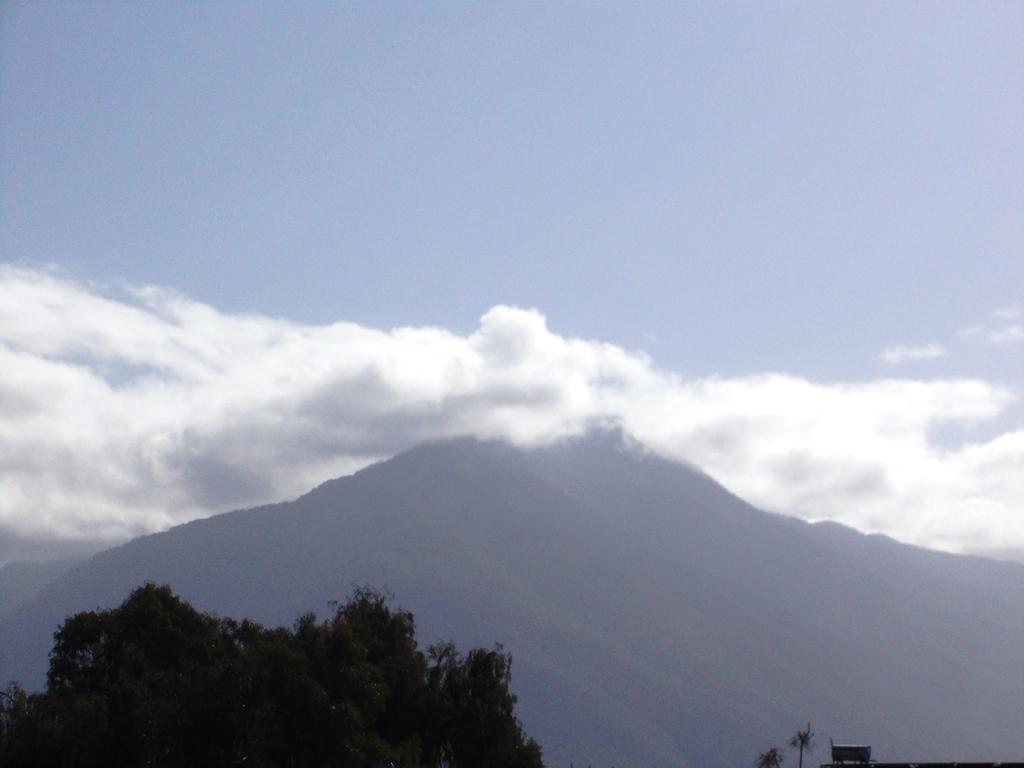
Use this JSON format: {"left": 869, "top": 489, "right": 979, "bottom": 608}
{"left": 989, "top": 324, "right": 1024, "bottom": 346}
{"left": 1, "top": 266, "right": 1022, "bottom": 561}
{"left": 958, "top": 307, "right": 1024, "bottom": 347}
{"left": 879, "top": 343, "right": 947, "bottom": 364}
{"left": 991, "top": 306, "right": 1022, "bottom": 322}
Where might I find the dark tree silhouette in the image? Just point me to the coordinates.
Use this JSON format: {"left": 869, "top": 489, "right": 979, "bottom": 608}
{"left": 788, "top": 723, "right": 814, "bottom": 768}
{"left": 756, "top": 746, "right": 785, "bottom": 768}
{"left": 425, "top": 642, "right": 542, "bottom": 768}
{"left": 0, "top": 583, "right": 544, "bottom": 768}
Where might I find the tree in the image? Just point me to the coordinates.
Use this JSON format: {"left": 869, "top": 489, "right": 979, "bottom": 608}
{"left": 756, "top": 746, "right": 785, "bottom": 768}
{"left": 425, "top": 642, "right": 542, "bottom": 768}
{"left": 0, "top": 583, "right": 545, "bottom": 768}
{"left": 788, "top": 723, "right": 814, "bottom": 768}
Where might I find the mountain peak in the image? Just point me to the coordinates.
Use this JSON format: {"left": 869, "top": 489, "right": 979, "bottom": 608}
{"left": 3, "top": 437, "right": 1023, "bottom": 767}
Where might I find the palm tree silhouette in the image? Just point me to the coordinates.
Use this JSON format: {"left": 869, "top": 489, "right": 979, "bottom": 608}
{"left": 789, "top": 723, "right": 815, "bottom": 768}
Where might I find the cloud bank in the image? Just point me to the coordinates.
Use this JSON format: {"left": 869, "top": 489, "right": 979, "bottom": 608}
{"left": 1, "top": 266, "right": 1022, "bottom": 562}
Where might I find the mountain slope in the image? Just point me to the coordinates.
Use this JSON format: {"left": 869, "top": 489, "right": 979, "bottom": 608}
{"left": 2, "top": 437, "right": 1023, "bottom": 767}
{"left": 0, "top": 557, "right": 81, "bottom": 619}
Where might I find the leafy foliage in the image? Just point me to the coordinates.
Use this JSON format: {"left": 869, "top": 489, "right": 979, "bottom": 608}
{"left": 755, "top": 746, "right": 785, "bottom": 768}
{"left": 0, "top": 584, "right": 543, "bottom": 768}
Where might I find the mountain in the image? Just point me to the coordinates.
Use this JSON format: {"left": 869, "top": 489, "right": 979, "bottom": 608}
{"left": 0, "top": 557, "right": 81, "bottom": 619}
{"left": 2, "top": 436, "right": 1024, "bottom": 767}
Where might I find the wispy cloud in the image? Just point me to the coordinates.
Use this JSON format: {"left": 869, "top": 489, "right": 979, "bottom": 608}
{"left": 880, "top": 343, "right": 947, "bottom": 364}
{"left": 991, "top": 306, "right": 1022, "bottom": 322}
{"left": 1, "top": 266, "right": 1022, "bottom": 561}
{"left": 989, "top": 324, "right": 1024, "bottom": 346}
{"left": 958, "top": 306, "right": 1024, "bottom": 347}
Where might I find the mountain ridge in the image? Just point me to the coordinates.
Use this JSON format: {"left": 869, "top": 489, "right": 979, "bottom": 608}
{"left": 3, "top": 435, "right": 1023, "bottom": 767}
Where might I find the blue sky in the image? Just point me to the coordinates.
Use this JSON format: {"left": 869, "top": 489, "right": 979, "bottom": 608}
{"left": 1, "top": 3, "right": 1022, "bottom": 561}
{"left": 5, "top": 2, "right": 1021, "bottom": 377}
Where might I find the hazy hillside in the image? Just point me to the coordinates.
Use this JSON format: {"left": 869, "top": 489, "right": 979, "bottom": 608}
{"left": 0, "top": 557, "right": 81, "bottom": 619}
{"left": 3, "top": 436, "right": 1023, "bottom": 767}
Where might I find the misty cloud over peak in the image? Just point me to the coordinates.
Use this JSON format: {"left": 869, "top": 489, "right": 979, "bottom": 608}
{"left": 0, "top": 265, "right": 1021, "bottom": 561}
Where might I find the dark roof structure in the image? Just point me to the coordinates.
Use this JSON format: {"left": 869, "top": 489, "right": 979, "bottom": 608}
{"left": 822, "top": 741, "right": 1023, "bottom": 768}
{"left": 821, "top": 764, "right": 1024, "bottom": 768}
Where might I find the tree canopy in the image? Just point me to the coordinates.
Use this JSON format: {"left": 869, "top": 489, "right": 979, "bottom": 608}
{"left": 0, "top": 584, "right": 543, "bottom": 768}
{"left": 755, "top": 746, "right": 785, "bottom": 768}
